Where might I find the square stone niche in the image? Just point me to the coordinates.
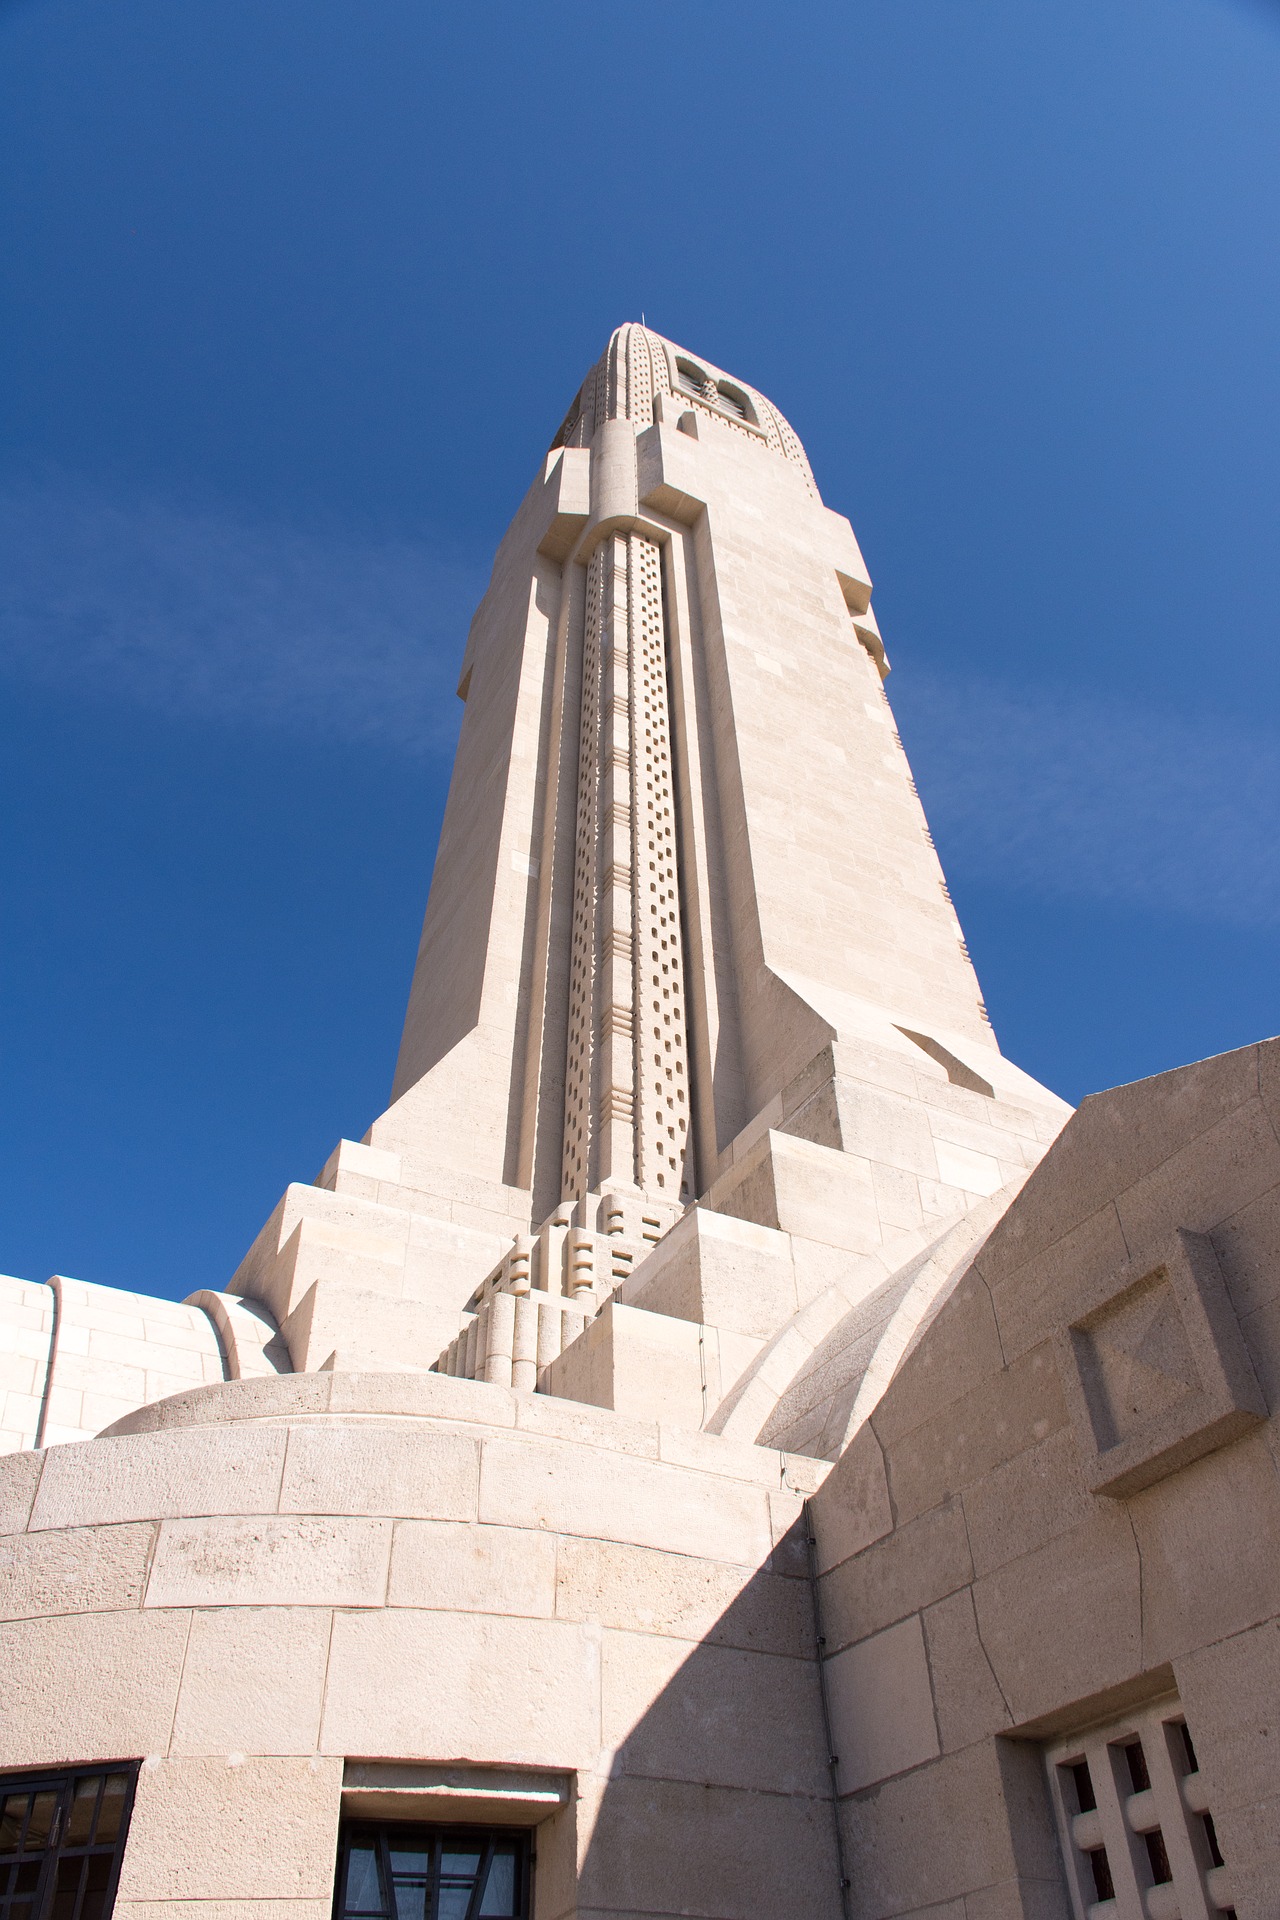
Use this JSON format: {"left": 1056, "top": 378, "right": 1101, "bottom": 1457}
{"left": 1057, "top": 1228, "right": 1266, "bottom": 1499}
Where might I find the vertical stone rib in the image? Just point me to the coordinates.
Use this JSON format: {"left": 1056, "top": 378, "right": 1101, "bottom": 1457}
{"left": 562, "top": 549, "right": 603, "bottom": 1200}
{"left": 595, "top": 536, "right": 637, "bottom": 1187}
{"left": 560, "top": 526, "right": 692, "bottom": 1207}
{"left": 630, "top": 534, "right": 691, "bottom": 1201}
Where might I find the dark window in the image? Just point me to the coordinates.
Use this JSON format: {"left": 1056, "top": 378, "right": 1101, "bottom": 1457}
{"left": 714, "top": 384, "right": 748, "bottom": 419}
{"left": 1067, "top": 1761, "right": 1096, "bottom": 1813}
{"left": 1122, "top": 1740, "right": 1151, "bottom": 1794}
{"left": 1143, "top": 1827, "right": 1172, "bottom": 1885}
{"left": 1175, "top": 1721, "right": 1199, "bottom": 1775}
{"left": 334, "top": 1824, "right": 531, "bottom": 1920}
{"left": 1087, "top": 1848, "right": 1115, "bottom": 1902}
{"left": 0, "top": 1765, "right": 137, "bottom": 1920}
{"left": 1202, "top": 1812, "right": 1225, "bottom": 1871}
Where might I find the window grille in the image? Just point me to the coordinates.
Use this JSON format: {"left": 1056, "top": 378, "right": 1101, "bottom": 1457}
{"left": 334, "top": 1823, "right": 531, "bottom": 1920}
{"left": 714, "top": 384, "right": 748, "bottom": 418}
{"left": 0, "top": 1764, "right": 137, "bottom": 1920}
{"left": 1044, "top": 1697, "right": 1236, "bottom": 1920}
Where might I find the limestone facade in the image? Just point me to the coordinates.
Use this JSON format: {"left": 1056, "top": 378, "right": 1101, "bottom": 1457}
{"left": 1, "top": 327, "right": 1275, "bottom": 1920}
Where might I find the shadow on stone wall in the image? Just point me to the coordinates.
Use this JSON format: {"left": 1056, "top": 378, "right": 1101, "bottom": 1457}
{"left": 574, "top": 1517, "right": 843, "bottom": 1920}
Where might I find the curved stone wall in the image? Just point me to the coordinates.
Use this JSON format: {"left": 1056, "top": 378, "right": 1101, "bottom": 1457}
{"left": 0, "top": 1371, "right": 829, "bottom": 1920}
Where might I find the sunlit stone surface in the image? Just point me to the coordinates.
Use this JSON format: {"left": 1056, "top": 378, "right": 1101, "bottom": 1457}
{"left": 2, "top": 327, "right": 1276, "bottom": 1920}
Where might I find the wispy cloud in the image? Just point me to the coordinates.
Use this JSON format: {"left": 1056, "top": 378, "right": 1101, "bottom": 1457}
{"left": 898, "top": 672, "right": 1280, "bottom": 927}
{"left": 0, "top": 472, "right": 485, "bottom": 754}
{"left": 3, "top": 474, "right": 1276, "bottom": 927}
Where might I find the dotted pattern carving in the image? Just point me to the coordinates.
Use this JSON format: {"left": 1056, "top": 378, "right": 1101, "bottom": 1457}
{"left": 562, "top": 548, "right": 603, "bottom": 1198}
{"left": 630, "top": 535, "right": 690, "bottom": 1199}
{"left": 560, "top": 532, "right": 689, "bottom": 1204}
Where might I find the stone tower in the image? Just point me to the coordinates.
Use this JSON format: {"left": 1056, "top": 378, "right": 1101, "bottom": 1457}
{"left": 4, "top": 329, "right": 1276, "bottom": 1920}
{"left": 0, "top": 323, "right": 1070, "bottom": 1453}
{"left": 391, "top": 323, "right": 1016, "bottom": 1220}
{"left": 185, "top": 322, "right": 1069, "bottom": 1419}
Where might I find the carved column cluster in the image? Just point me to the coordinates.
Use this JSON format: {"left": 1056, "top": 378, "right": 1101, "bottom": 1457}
{"left": 435, "top": 1213, "right": 654, "bottom": 1388}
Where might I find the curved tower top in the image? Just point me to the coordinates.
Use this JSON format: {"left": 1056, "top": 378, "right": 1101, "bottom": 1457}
{"left": 552, "top": 322, "right": 818, "bottom": 495}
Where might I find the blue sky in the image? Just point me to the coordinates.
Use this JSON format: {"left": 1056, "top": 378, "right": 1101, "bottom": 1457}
{"left": 2, "top": 0, "right": 1279, "bottom": 1303}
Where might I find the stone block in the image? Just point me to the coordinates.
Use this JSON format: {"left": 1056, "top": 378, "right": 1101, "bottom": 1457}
{"left": 477, "top": 1434, "right": 772, "bottom": 1566}
{"left": 790, "top": 1235, "right": 886, "bottom": 1314}
{"left": 767, "top": 1493, "right": 809, "bottom": 1577}
{"left": 0, "top": 1607, "right": 190, "bottom": 1766}
{"left": 145, "top": 1515, "right": 393, "bottom": 1609}
{"left": 0, "top": 1448, "right": 42, "bottom": 1533}
{"left": 114, "top": 1905, "right": 333, "bottom": 1920}
{"left": 1175, "top": 1616, "right": 1280, "bottom": 1822}
{"left": 29, "top": 1426, "right": 288, "bottom": 1529}
{"left": 654, "top": 1422, "right": 804, "bottom": 1488}
{"left": 0, "top": 1520, "right": 155, "bottom": 1619}
{"left": 278, "top": 1424, "right": 480, "bottom": 1520}
{"left": 511, "top": 1392, "right": 658, "bottom": 1458}
{"left": 170, "top": 1607, "right": 333, "bottom": 1755}
{"left": 870, "top": 1160, "right": 926, "bottom": 1233}
{"left": 1212, "top": 1179, "right": 1280, "bottom": 1322}
{"left": 810, "top": 1423, "right": 894, "bottom": 1573}
{"left": 114, "top": 1755, "right": 343, "bottom": 1901}
{"left": 622, "top": 1207, "right": 798, "bottom": 1341}
{"left": 544, "top": 1302, "right": 705, "bottom": 1429}
{"left": 105, "top": 1374, "right": 331, "bottom": 1435}
{"left": 821, "top": 1497, "right": 972, "bottom": 1651}
{"left": 979, "top": 1047, "right": 1259, "bottom": 1293}
{"left": 553, "top": 1534, "right": 808, "bottom": 1656}
{"left": 317, "top": 1138, "right": 403, "bottom": 1192}
{"left": 733, "top": 1130, "right": 884, "bottom": 1253}
{"left": 387, "top": 1520, "right": 557, "bottom": 1617}
{"left": 970, "top": 1509, "right": 1141, "bottom": 1725}
{"left": 601, "top": 1628, "right": 826, "bottom": 1795}
{"left": 960, "top": 1426, "right": 1094, "bottom": 1579}
{"left": 960, "top": 1879, "right": 1071, "bottom": 1920}
{"left": 1114, "top": 1099, "right": 1280, "bottom": 1255}
{"left": 1130, "top": 1430, "right": 1280, "bottom": 1663}
{"left": 327, "top": 1368, "right": 517, "bottom": 1428}
{"left": 981, "top": 1203, "right": 1131, "bottom": 1366}
{"left": 921, "top": 1589, "right": 1011, "bottom": 1754}
{"left": 825, "top": 1614, "right": 939, "bottom": 1792}
{"left": 824, "top": 1079, "right": 941, "bottom": 1179}
{"left": 882, "top": 1342, "right": 1066, "bottom": 1528}
{"left": 320, "top": 1609, "right": 601, "bottom": 1770}
{"left": 871, "top": 1269, "right": 1006, "bottom": 1451}
{"left": 576, "top": 1771, "right": 838, "bottom": 1920}
{"left": 285, "top": 1279, "right": 448, "bottom": 1376}
{"left": 933, "top": 1139, "right": 1003, "bottom": 1198}
{"left": 1239, "top": 1296, "right": 1280, "bottom": 1416}
{"left": 339, "top": 1757, "right": 571, "bottom": 1829}
{"left": 838, "top": 1740, "right": 1042, "bottom": 1919}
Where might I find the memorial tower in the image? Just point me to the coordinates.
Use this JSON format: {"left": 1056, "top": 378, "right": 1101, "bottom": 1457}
{"left": 1, "top": 328, "right": 1276, "bottom": 1920}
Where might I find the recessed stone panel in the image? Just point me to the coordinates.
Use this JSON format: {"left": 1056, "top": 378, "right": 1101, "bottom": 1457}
{"left": 1057, "top": 1228, "right": 1266, "bottom": 1498}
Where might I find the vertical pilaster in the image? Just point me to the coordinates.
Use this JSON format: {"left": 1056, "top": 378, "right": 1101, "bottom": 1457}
{"left": 629, "top": 534, "right": 690, "bottom": 1201}
{"left": 560, "top": 527, "right": 691, "bottom": 1209}
{"left": 596, "top": 536, "right": 637, "bottom": 1187}
{"left": 562, "top": 550, "right": 603, "bottom": 1200}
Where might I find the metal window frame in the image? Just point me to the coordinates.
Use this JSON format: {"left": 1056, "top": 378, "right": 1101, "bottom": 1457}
{"left": 333, "top": 1819, "right": 533, "bottom": 1920}
{"left": 0, "top": 1761, "right": 139, "bottom": 1920}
